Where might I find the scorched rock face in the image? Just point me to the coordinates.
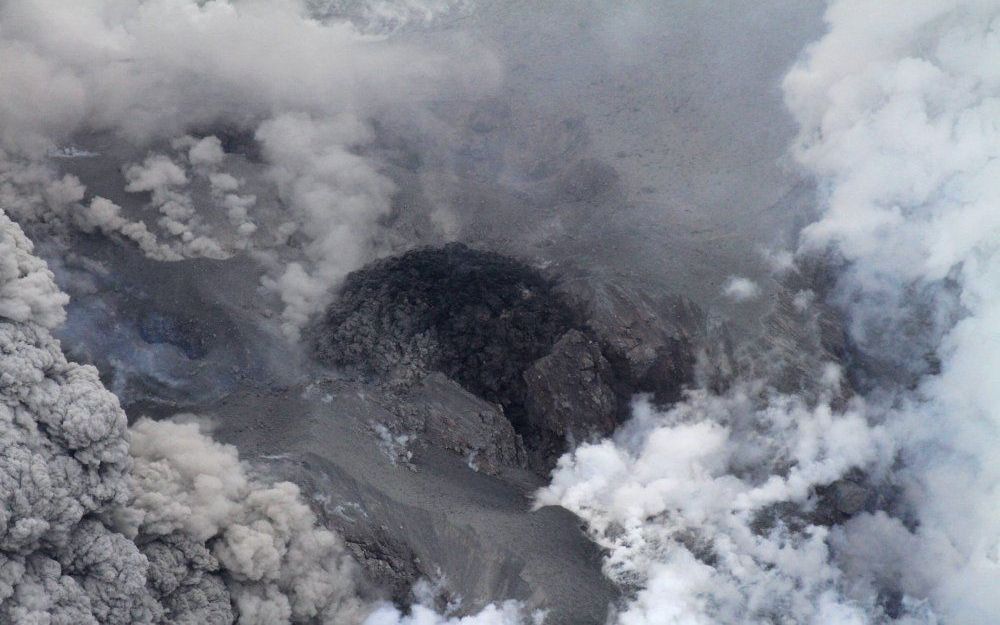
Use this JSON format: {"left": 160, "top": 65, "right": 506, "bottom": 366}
{"left": 310, "top": 243, "right": 698, "bottom": 471}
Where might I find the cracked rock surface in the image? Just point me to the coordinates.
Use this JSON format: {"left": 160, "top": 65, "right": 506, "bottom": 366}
{"left": 311, "top": 244, "right": 700, "bottom": 472}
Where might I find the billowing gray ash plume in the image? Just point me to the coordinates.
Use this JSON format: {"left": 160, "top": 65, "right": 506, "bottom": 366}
{"left": 0, "top": 210, "right": 533, "bottom": 624}
{"left": 0, "top": 211, "right": 359, "bottom": 624}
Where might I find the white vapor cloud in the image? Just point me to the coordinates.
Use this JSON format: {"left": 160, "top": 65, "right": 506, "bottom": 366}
{"left": 538, "top": 385, "right": 894, "bottom": 624}
{"left": 364, "top": 601, "right": 536, "bottom": 625}
{"left": 540, "top": 0, "right": 1000, "bottom": 623}
{"left": 783, "top": 0, "right": 1000, "bottom": 620}
{"left": 721, "top": 276, "right": 761, "bottom": 302}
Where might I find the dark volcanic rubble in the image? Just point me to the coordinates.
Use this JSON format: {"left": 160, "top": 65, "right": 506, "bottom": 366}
{"left": 310, "top": 243, "right": 699, "bottom": 472}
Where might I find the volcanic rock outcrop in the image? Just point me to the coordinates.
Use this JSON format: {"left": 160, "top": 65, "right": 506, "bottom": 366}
{"left": 310, "top": 243, "right": 699, "bottom": 471}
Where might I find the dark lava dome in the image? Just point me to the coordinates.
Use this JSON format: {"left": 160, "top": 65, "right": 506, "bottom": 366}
{"left": 311, "top": 243, "right": 578, "bottom": 425}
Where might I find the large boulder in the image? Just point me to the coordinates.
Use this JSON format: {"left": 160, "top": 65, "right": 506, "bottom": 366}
{"left": 522, "top": 330, "right": 617, "bottom": 466}
{"left": 560, "top": 280, "right": 699, "bottom": 404}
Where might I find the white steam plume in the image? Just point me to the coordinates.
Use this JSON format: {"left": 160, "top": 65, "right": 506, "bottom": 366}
{"left": 540, "top": 1, "right": 999, "bottom": 623}
{"left": 721, "top": 276, "right": 761, "bottom": 302}
{"left": 784, "top": 1, "right": 1000, "bottom": 620}
{"left": 0, "top": 0, "right": 499, "bottom": 338}
{"left": 538, "top": 382, "right": 895, "bottom": 624}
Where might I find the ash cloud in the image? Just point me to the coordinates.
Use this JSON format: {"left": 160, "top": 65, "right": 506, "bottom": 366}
{"left": 0, "top": 209, "right": 528, "bottom": 623}
{"left": 0, "top": 211, "right": 69, "bottom": 328}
